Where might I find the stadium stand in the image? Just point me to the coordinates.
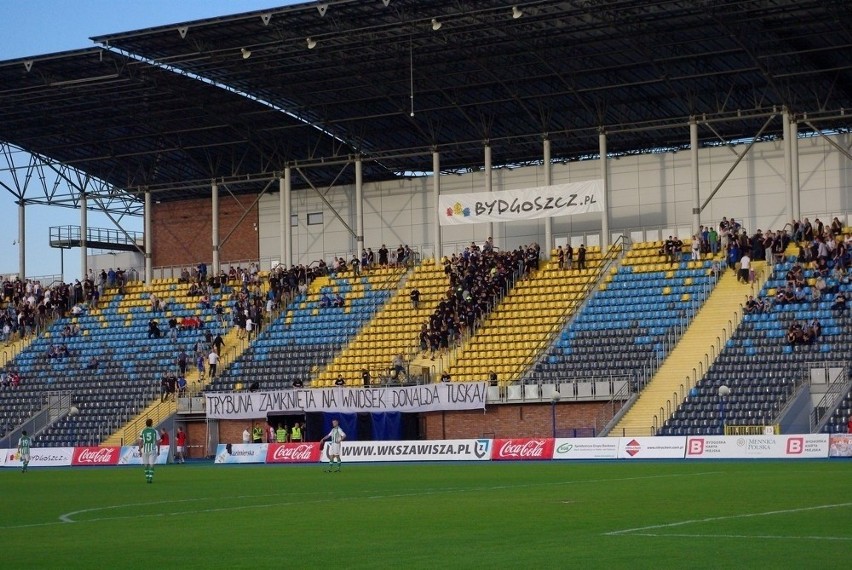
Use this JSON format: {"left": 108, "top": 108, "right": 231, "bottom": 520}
{"left": 314, "top": 260, "right": 446, "bottom": 386}
{"left": 1, "top": 277, "right": 232, "bottom": 447}
{"left": 611, "top": 260, "right": 769, "bottom": 436}
{"left": 446, "top": 246, "right": 605, "bottom": 384}
{"left": 658, "top": 255, "right": 850, "bottom": 436}
{"left": 821, "top": 386, "right": 852, "bottom": 434}
{"left": 528, "top": 241, "right": 719, "bottom": 389}
{"left": 206, "top": 266, "right": 405, "bottom": 391}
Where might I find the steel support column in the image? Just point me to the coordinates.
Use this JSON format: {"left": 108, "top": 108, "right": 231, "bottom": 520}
{"left": 17, "top": 200, "right": 25, "bottom": 279}
{"left": 211, "top": 182, "right": 220, "bottom": 277}
{"left": 80, "top": 192, "right": 88, "bottom": 280}
{"left": 433, "top": 150, "right": 442, "bottom": 258}
{"left": 355, "top": 157, "right": 364, "bottom": 257}
{"left": 543, "top": 137, "right": 552, "bottom": 258}
{"left": 144, "top": 191, "right": 152, "bottom": 285}
{"left": 599, "top": 132, "right": 610, "bottom": 250}
{"left": 783, "top": 109, "right": 793, "bottom": 221}
{"left": 485, "top": 143, "right": 493, "bottom": 245}
{"left": 283, "top": 168, "right": 292, "bottom": 267}
{"left": 791, "top": 117, "right": 800, "bottom": 221}
{"left": 278, "top": 174, "right": 287, "bottom": 268}
{"left": 690, "top": 119, "right": 700, "bottom": 235}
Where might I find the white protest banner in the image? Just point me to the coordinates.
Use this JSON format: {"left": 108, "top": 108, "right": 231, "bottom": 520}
{"left": 438, "top": 180, "right": 603, "bottom": 226}
{"left": 205, "top": 382, "right": 488, "bottom": 420}
{"left": 325, "top": 439, "right": 492, "bottom": 463}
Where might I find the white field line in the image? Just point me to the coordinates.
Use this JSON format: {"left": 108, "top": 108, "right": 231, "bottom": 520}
{"left": 0, "top": 471, "right": 722, "bottom": 530}
{"left": 605, "top": 502, "right": 852, "bottom": 538}
{"left": 628, "top": 533, "right": 852, "bottom": 541}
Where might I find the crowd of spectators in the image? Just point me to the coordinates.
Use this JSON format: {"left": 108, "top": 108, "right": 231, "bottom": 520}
{"left": 420, "top": 241, "right": 537, "bottom": 359}
{"left": 1, "top": 277, "right": 81, "bottom": 342}
{"left": 0, "top": 369, "right": 21, "bottom": 389}
{"left": 786, "top": 319, "right": 822, "bottom": 345}
{"left": 723, "top": 214, "right": 852, "bottom": 349}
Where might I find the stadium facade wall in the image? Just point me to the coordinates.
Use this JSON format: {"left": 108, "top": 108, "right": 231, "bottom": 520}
{"left": 256, "top": 133, "right": 851, "bottom": 263}
{"left": 184, "top": 422, "right": 208, "bottom": 459}
{"left": 148, "top": 133, "right": 850, "bottom": 270}
{"left": 152, "top": 195, "right": 259, "bottom": 268}
{"left": 213, "top": 402, "right": 603, "bottom": 443}
{"left": 422, "top": 402, "right": 605, "bottom": 439}
{"left": 219, "top": 419, "right": 261, "bottom": 446}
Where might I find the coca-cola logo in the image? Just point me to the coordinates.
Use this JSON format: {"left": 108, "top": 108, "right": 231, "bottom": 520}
{"left": 492, "top": 439, "right": 554, "bottom": 460}
{"left": 266, "top": 443, "right": 320, "bottom": 463}
{"left": 72, "top": 447, "right": 120, "bottom": 465}
{"left": 274, "top": 444, "right": 312, "bottom": 461}
{"left": 500, "top": 440, "right": 546, "bottom": 457}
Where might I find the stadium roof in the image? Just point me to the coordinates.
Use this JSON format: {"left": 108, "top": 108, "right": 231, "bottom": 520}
{"left": 2, "top": 0, "right": 852, "bottom": 203}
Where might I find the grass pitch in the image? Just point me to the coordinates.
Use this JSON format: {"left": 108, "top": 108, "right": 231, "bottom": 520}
{"left": 1, "top": 460, "right": 849, "bottom": 568}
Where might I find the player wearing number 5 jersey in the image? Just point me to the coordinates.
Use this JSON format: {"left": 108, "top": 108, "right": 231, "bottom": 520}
{"left": 138, "top": 418, "right": 159, "bottom": 484}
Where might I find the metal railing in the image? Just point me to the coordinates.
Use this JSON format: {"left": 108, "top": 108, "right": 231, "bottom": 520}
{"left": 596, "top": 380, "right": 635, "bottom": 436}
{"left": 0, "top": 391, "right": 72, "bottom": 448}
{"left": 724, "top": 424, "right": 781, "bottom": 436}
{"left": 511, "top": 235, "right": 632, "bottom": 385}
{"left": 145, "top": 247, "right": 424, "bottom": 284}
{"left": 809, "top": 361, "right": 850, "bottom": 432}
{"left": 49, "top": 225, "right": 143, "bottom": 249}
{"left": 116, "top": 400, "right": 176, "bottom": 446}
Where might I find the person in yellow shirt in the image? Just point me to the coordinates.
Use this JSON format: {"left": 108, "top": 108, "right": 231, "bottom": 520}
{"left": 290, "top": 422, "right": 302, "bottom": 443}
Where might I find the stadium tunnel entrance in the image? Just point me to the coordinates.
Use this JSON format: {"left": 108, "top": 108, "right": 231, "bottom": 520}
{"left": 265, "top": 412, "right": 420, "bottom": 441}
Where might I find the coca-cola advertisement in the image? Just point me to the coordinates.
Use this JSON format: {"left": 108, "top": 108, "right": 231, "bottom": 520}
{"left": 72, "top": 446, "right": 120, "bottom": 466}
{"left": 266, "top": 443, "right": 321, "bottom": 463}
{"left": 491, "top": 438, "right": 555, "bottom": 461}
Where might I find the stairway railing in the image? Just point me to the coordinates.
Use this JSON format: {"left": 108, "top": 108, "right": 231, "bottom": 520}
{"left": 516, "top": 235, "right": 632, "bottom": 384}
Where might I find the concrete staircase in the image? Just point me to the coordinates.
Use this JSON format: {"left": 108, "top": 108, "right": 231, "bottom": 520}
{"left": 610, "top": 261, "right": 770, "bottom": 436}
{"left": 102, "top": 326, "right": 245, "bottom": 446}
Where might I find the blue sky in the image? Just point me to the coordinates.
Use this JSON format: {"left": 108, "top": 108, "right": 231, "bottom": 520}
{"left": 0, "top": 1, "right": 295, "bottom": 281}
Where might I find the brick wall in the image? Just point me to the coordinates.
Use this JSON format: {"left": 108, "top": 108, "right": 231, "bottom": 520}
{"left": 152, "top": 195, "right": 259, "bottom": 268}
{"left": 184, "top": 422, "right": 208, "bottom": 459}
{"left": 212, "top": 403, "right": 605, "bottom": 448}
{"left": 423, "top": 402, "right": 606, "bottom": 439}
{"left": 219, "top": 418, "right": 272, "bottom": 446}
